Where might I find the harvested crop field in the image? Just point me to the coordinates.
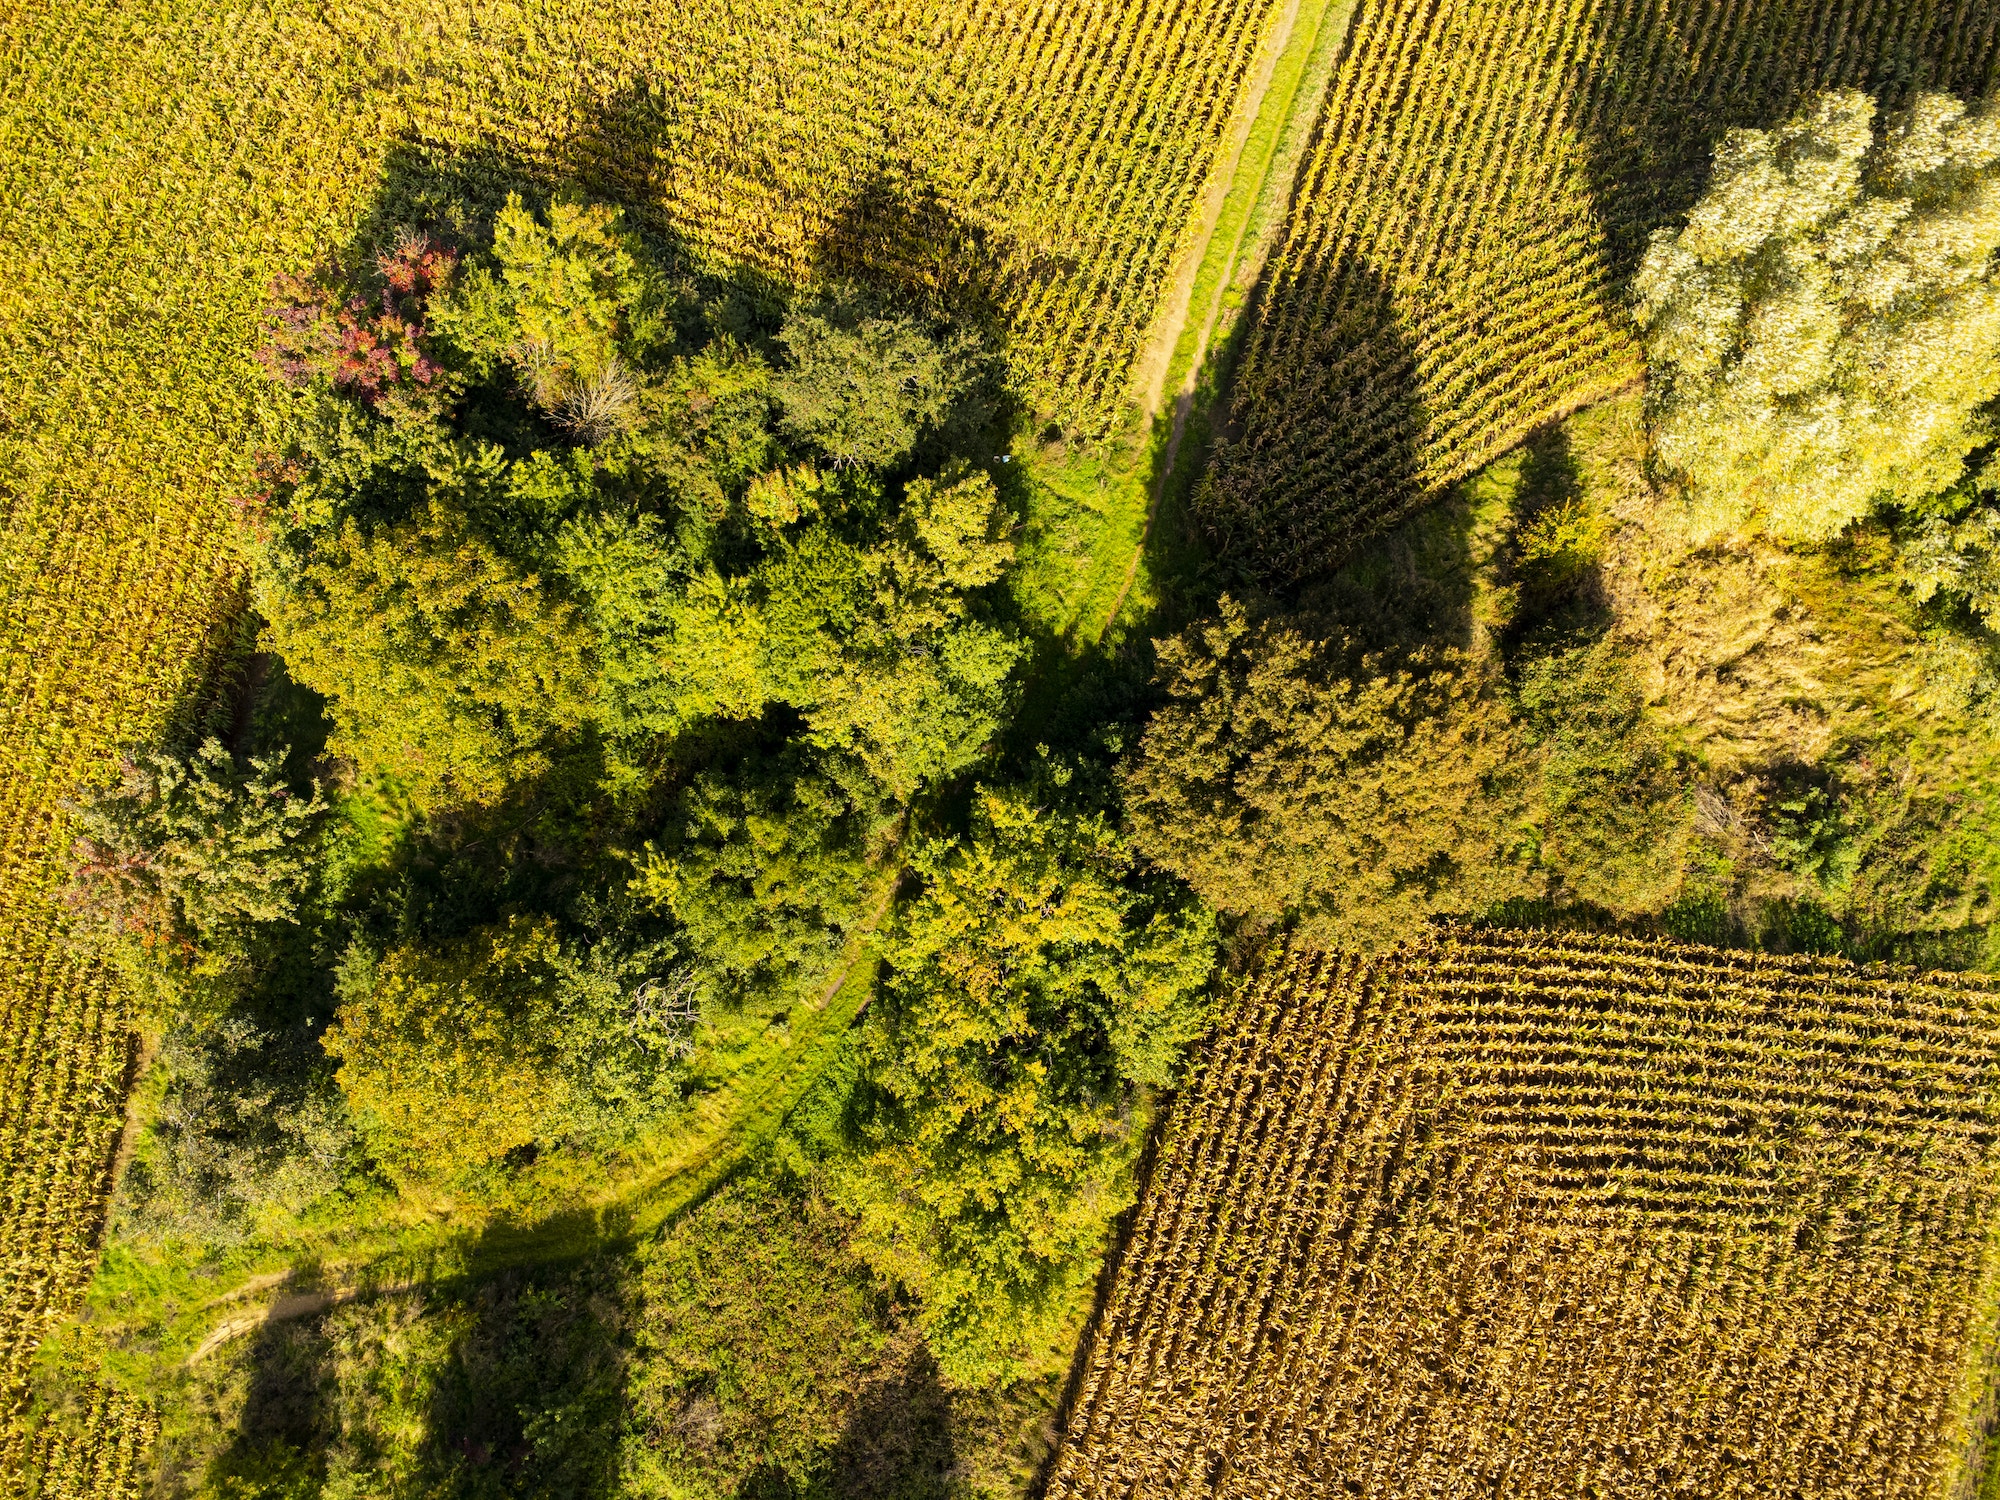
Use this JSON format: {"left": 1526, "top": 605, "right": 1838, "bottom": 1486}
{"left": 1050, "top": 930, "right": 2000, "bottom": 1499}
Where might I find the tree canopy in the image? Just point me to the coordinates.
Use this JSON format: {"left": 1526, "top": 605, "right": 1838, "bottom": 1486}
{"left": 248, "top": 194, "right": 1016, "bottom": 813}
{"left": 839, "top": 784, "right": 1215, "bottom": 1387}
{"left": 1635, "top": 89, "right": 2000, "bottom": 542}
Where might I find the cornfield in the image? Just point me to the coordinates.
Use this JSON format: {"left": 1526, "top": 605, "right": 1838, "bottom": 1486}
{"left": 0, "top": 0, "right": 1294, "bottom": 1480}
{"left": 1197, "top": 0, "right": 2000, "bottom": 584}
{"left": 1050, "top": 930, "right": 2000, "bottom": 1499}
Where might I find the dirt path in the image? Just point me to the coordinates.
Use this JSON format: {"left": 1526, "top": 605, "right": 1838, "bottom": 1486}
{"left": 184, "top": 869, "right": 902, "bottom": 1366}
{"left": 1099, "top": 0, "right": 1356, "bottom": 642}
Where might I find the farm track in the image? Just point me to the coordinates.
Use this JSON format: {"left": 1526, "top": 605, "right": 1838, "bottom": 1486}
{"left": 1099, "top": 0, "right": 1358, "bottom": 642}
{"left": 168, "top": 867, "right": 899, "bottom": 1368}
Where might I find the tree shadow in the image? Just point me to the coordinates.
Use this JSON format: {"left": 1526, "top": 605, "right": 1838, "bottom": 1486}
{"left": 803, "top": 1344, "right": 957, "bottom": 1500}
{"left": 200, "top": 1251, "right": 630, "bottom": 1500}
{"left": 808, "top": 171, "right": 1006, "bottom": 343}
{"left": 1179, "top": 253, "right": 1427, "bottom": 597}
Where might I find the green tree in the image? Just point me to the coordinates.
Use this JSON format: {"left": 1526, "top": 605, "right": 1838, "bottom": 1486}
{"left": 766, "top": 464, "right": 1024, "bottom": 798}
{"left": 839, "top": 786, "right": 1216, "bottom": 1387}
{"left": 65, "top": 737, "right": 327, "bottom": 959}
{"left": 1635, "top": 89, "right": 2000, "bottom": 542}
{"left": 772, "top": 303, "right": 968, "bottom": 470}
{"left": 323, "top": 917, "right": 684, "bottom": 1185}
{"left": 1124, "top": 600, "right": 1538, "bottom": 949}
{"left": 629, "top": 751, "right": 881, "bottom": 1006}
{"left": 262, "top": 499, "right": 599, "bottom": 810}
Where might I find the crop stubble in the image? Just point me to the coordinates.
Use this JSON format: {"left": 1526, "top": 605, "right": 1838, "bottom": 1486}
{"left": 1050, "top": 930, "right": 2000, "bottom": 1499}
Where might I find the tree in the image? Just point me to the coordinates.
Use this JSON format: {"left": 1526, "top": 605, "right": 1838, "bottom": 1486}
{"left": 1124, "top": 600, "right": 1538, "bottom": 948}
{"left": 250, "top": 198, "right": 1017, "bottom": 815}
{"left": 1635, "top": 89, "right": 2000, "bottom": 542}
{"left": 262, "top": 499, "right": 599, "bottom": 809}
{"left": 322, "top": 917, "right": 685, "bottom": 1185}
{"left": 628, "top": 750, "right": 882, "bottom": 1006}
{"left": 772, "top": 302, "right": 968, "bottom": 470}
{"left": 838, "top": 786, "right": 1215, "bottom": 1387}
{"left": 764, "top": 463, "right": 1024, "bottom": 798}
{"left": 65, "top": 738, "right": 327, "bottom": 960}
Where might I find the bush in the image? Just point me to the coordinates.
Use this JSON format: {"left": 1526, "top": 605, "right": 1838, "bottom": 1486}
{"left": 623, "top": 1175, "right": 914, "bottom": 1496}
{"left": 118, "top": 1018, "right": 354, "bottom": 1246}
{"left": 1635, "top": 89, "right": 2000, "bottom": 542}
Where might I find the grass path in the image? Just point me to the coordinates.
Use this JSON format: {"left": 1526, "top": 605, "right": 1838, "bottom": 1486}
{"left": 1095, "top": 0, "right": 1358, "bottom": 641}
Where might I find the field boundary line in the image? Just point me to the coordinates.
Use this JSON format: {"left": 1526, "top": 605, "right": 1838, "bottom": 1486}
{"left": 1099, "top": 0, "right": 1359, "bottom": 641}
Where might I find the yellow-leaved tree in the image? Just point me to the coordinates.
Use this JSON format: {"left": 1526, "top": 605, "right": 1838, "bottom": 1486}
{"left": 1635, "top": 89, "right": 2000, "bottom": 542}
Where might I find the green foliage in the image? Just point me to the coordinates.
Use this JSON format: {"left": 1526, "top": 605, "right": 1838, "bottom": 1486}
{"left": 1514, "top": 642, "right": 1694, "bottom": 916}
{"left": 772, "top": 304, "right": 968, "bottom": 470}
{"left": 1636, "top": 89, "right": 2000, "bottom": 542}
{"left": 250, "top": 199, "right": 1017, "bottom": 817}
{"left": 190, "top": 1263, "right": 628, "bottom": 1500}
{"left": 1899, "top": 455, "right": 2000, "bottom": 629}
{"left": 1766, "top": 776, "right": 1861, "bottom": 895}
{"left": 775, "top": 465, "right": 1025, "bottom": 799}
{"left": 840, "top": 786, "right": 1216, "bottom": 1388}
{"left": 64, "top": 737, "right": 327, "bottom": 959}
{"left": 118, "top": 1019, "right": 354, "bottom": 1247}
{"left": 1124, "top": 599, "right": 1538, "bottom": 948}
{"left": 322, "top": 916, "right": 686, "bottom": 1185}
{"left": 630, "top": 751, "right": 881, "bottom": 1007}
{"left": 623, "top": 1174, "right": 911, "bottom": 1497}
{"left": 262, "top": 500, "right": 600, "bottom": 809}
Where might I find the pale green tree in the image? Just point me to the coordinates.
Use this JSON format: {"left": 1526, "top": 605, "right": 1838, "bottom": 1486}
{"left": 1635, "top": 89, "right": 2000, "bottom": 541}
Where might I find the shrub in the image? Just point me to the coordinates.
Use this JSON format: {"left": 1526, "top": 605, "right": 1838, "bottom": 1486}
{"left": 624, "top": 1175, "right": 913, "bottom": 1495}
{"left": 118, "top": 1018, "right": 354, "bottom": 1246}
{"left": 1635, "top": 89, "right": 2000, "bottom": 542}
